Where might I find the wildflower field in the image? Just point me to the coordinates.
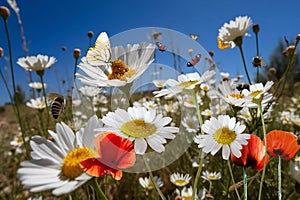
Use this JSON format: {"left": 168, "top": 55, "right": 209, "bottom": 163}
{"left": 1, "top": 2, "right": 300, "bottom": 200}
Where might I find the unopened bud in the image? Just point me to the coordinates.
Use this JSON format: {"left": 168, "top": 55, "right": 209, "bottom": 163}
{"left": 296, "top": 34, "right": 300, "bottom": 42}
{"left": 73, "top": 48, "right": 81, "bottom": 59}
{"left": 0, "top": 47, "right": 3, "bottom": 57}
{"left": 0, "top": 6, "right": 10, "bottom": 20}
{"left": 269, "top": 67, "right": 276, "bottom": 75}
{"left": 209, "top": 50, "right": 214, "bottom": 57}
{"left": 87, "top": 31, "right": 94, "bottom": 38}
{"left": 252, "top": 24, "right": 260, "bottom": 33}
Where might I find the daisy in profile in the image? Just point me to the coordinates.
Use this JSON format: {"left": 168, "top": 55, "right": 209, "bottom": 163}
{"left": 242, "top": 81, "right": 274, "bottom": 107}
{"left": 29, "top": 82, "right": 47, "bottom": 92}
{"left": 17, "top": 115, "right": 101, "bottom": 196}
{"left": 26, "top": 97, "right": 46, "bottom": 110}
{"left": 76, "top": 32, "right": 155, "bottom": 87}
{"left": 153, "top": 70, "right": 216, "bottom": 98}
{"left": 170, "top": 172, "right": 192, "bottom": 187}
{"left": 201, "top": 170, "right": 222, "bottom": 181}
{"left": 218, "top": 16, "right": 252, "bottom": 48}
{"left": 17, "top": 54, "right": 56, "bottom": 74}
{"left": 96, "top": 106, "right": 179, "bottom": 154}
{"left": 139, "top": 176, "right": 164, "bottom": 190}
{"left": 194, "top": 115, "right": 250, "bottom": 160}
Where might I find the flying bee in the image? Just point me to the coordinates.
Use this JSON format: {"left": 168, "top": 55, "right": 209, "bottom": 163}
{"left": 48, "top": 93, "right": 65, "bottom": 119}
{"left": 187, "top": 54, "right": 201, "bottom": 67}
{"left": 156, "top": 42, "right": 167, "bottom": 52}
{"left": 236, "top": 83, "right": 250, "bottom": 92}
{"left": 252, "top": 56, "right": 267, "bottom": 67}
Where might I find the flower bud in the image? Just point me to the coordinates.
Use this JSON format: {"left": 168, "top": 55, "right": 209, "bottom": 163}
{"left": 252, "top": 24, "right": 260, "bottom": 33}
{"left": 87, "top": 31, "right": 94, "bottom": 38}
{"left": 0, "top": 6, "right": 10, "bottom": 20}
{"left": 269, "top": 67, "right": 276, "bottom": 75}
{"left": 209, "top": 50, "right": 214, "bottom": 57}
{"left": 0, "top": 47, "right": 3, "bottom": 57}
{"left": 73, "top": 48, "right": 81, "bottom": 59}
{"left": 296, "top": 34, "right": 300, "bottom": 42}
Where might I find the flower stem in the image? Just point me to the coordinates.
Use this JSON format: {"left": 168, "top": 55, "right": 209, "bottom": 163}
{"left": 143, "top": 156, "right": 166, "bottom": 200}
{"left": 238, "top": 45, "right": 252, "bottom": 85}
{"left": 227, "top": 160, "right": 241, "bottom": 200}
{"left": 40, "top": 74, "right": 50, "bottom": 134}
{"left": 192, "top": 91, "right": 205, "bottom": 200}
{"left": 258, "top": 104, "right": 267, "bottom": 200}
{"left": 243, "top": 167, "right": 247, "bottom": 200}
{"left": 255, "top": 32, "right": 260, "bottom": 82}
{"left": 278, "top": 156, "right": 282, "bottom": 200}
{"left": 91, "top": 178, "right": 108, "bottom": 200}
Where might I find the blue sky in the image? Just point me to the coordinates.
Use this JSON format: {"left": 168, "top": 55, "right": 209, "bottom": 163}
{"left": 0, "top": 0, "right": 299, "bottom": 105}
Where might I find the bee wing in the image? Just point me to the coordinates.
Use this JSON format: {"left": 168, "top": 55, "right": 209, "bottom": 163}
{"left": 48, "top": 93, "right": 63, "bottom": 100}
{"left": 86, "top": 32, "right": 111, "bottom": 66}
{"left": 217, "top": 37, "right": 232, "bottom": 50}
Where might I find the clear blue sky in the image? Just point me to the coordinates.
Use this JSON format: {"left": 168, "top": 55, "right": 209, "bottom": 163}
{"left": 0, "top": 0, "right": 299, "bottom": 105}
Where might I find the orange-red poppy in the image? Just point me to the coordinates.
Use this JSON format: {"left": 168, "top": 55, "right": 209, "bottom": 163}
{"left": 80, "top": 132, "right": 136, "bottom": 180}
{"left": 231, "top": 134, "right": 269, "bottom": 170}
{"left": 266, "top": 130, "right": 300, "bottom": 160}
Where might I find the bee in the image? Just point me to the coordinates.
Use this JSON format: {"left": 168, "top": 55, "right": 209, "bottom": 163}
{"left": 187, "top": 54, "right": 201, "bottom": 67}
{"left": 48, "top": 93, "right": 65, "bottom": 119}
{"left": 236, "top": 83, "right": 250, "bottom": 91}
{"left": 252, "top": 56, "right": 267, "bottom": 67}
{"left": 189, "top": 33, "right": 199, "bottom": 41}
{"left": 152, "top": 30, "right": 162, "bottom": 40}
{"left": 156, "top": 42, "right": 167, "bottom": 52}
{"left": 217, "top": 37, "right": 232, "bottom": 50}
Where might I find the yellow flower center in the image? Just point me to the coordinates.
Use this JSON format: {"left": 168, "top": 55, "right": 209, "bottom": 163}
{"left": 208, "top": 174, "right": 218, "bottom": 180}
{"left": 213, "top": 127, "right": 236, "bottom": 144}
{"left": 61, "top": 147, "right": 97, "bottom": 180}
{"left": 174, "top": 179, "right": 188, "bottom": 186}
{"left": 249, "top": 90, "right": 263, "bottom": 98}
{"left": 226, "top": 93, "right": 245, "bottom": 99}
{"left": 121, "top": 120, "right": 157, "bottom": 138}
{"left": 146, "top": 180, "right": 155, "bottom": 190}
{"left": 108, "top": 59, "right": 136, "bottom": 80}
{"left": 177, "top": 80, "right": 198, "bottom": 88}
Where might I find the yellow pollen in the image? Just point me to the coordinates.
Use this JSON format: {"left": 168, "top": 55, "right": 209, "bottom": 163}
{"left": 208, "top": 175, "right": 218, "bottom": 180}
{"left": 108, "top": 59, "right": 136, "bottom": 80}
{"left": 121, "top": 120, "right": 157, "bottom": 138}
{"left": 213, "top": 127, "right": 237, "bottom": 145}
{"left": 249, "top": 90, "right": 262, "bottom": 98}
{"left": 174, "top": 179, "right": 188, "bottom": 186}
{"left": 226, "top": 93, "right": 245, "bottom": 99}
{"left": 177, "top": 80, "right": 198, "bottom": 87}
{"left": 61, "top": 147, "right": 97, "bottom": 180}
{"left": 146, "top": 180, "right": 155, "bottom": 190}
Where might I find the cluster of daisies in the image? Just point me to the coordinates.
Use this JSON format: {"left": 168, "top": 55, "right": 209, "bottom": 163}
{"left": 12, "top": 14, "right": 300, "bottom": 199}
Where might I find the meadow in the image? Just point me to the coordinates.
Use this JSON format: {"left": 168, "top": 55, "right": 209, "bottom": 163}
{"left": 1, "top": 4, "right": 300, "bottom": 200}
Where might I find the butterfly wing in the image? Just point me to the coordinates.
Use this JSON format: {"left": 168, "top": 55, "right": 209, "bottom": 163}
{"left": 86, "top": 32, "right": 111, "bottom": 66}
{"left": 190, "top": 34, "right": 199, "bottom": 41}
{"left": 217, "top": 37, "right": 232, "bottom": 50}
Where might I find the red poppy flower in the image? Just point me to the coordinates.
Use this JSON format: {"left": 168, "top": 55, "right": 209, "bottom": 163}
{"left": 266, "top": 130, "right": 300, "bottom": 160}
{"left": 231, "top": 134, "right": 269, "bottom": 170}
{"left": 80, "top": 132, "right": 136, "bottom": 180}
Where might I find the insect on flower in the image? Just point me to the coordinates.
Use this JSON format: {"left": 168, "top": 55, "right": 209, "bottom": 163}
{"left": 236, "top": 83, "right": 250, "bottom": 91}
{"left": 217, "top": 37, "right": 232, "bottom": 50}
{"left": 252, "top": 56, "right": 267, "bottom": 67}
{"left": 187, "top": 54, "right": 201, "bottom": 67}
{"left": 189, "top": 33, "right": 199, "bottom": 41}
{"left": 156, "top": 42, "right": 167, "bottom": 52}
{"left": 48, "top": 93, "right": 65, "bottom": 119}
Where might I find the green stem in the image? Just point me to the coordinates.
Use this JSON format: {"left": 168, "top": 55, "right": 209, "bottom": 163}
{"left": 278, "top": 156, "right": 282, "bottom": 200}
{"left": 3, "top": 17, "right": 28, "bottom": 157}
{"left": 37, "top": 109, "right": 46, "bottom": 137}
{"left": 143, "top": 157, "right": 166, "bottom": 200}
{"left": 192, "top": 91, "right": 205, "bottom": 200}
{"left": 258, "top": 104, "right": 267, "bottom": 200}
{"left": 91, "top": 178, "right": 108, "bottom": 200}
{"left": 0, "top": 68, "right": 14, "bottom": 104}
{"left": 40, "top": 74, "right": 50, "bottom": 134}
{"left": 255, "top": 32, "right": 260, "bottom": 82}
{"left": 238, "top": 45, "right": 252, "bottom": 85}
{"left": 243, "top": 167, "right": 247, "bottom": 200}
{"left": 227, "top": 160, "right": 241, "bottom": 200}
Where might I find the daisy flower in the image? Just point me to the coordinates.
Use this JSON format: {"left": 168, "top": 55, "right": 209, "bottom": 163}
{"left": 17, "top": 115, "right": 101, "bottom": 196}
{"left": 194, "top": 115, "right": 250, "bottom": 160}
{"left": 242, "top": 81, "right": 274, "bottom": 107}
{"left": 26, "top": 97, "right": 46, "bottom": 110}
{"left": 17, "top": 54, "right": 57, "bottom": 72}
{"left": 170, "top": 172, "right": 192, "bottom": 187}
{"left": 139, "top": 176, "right": 164, "bottom": 190}
{"left": 218, "top": 16, "right": 253, "bottom": 48}
{"left": 175, "top": 186, "right": 206, "bottom": 200}
{"left": 181, "top": 115, "right": 200, "bottom": 133}
{"left": 231, "top": 134, "right": 269, "bottom": 170}
{"left": 153, "top": 70, "right": 216, "bottom": 98}
{"left": 78, "top": 85, "right": 102, "bottom": 97}
{"left": 290, "top": 156, "right": 300, "bottom": 184}
{"left": 76, "top": 32, "right": 155, "bottom": 87}
{"left": 96, "top": 107, "right": 179, "bottom": 154}
{"left": 201, "top": 170, "right": 222, "bottom": 181}
{"left": 29, "top": 82, "right": 47, "bottom": 91}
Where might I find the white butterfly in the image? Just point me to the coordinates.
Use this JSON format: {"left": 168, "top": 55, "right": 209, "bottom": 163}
{"left": 190, "top": 33, "right": 199, "bottom": 41}
{"left": 86, "top": 32, "right": 112, "bottom": 72}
